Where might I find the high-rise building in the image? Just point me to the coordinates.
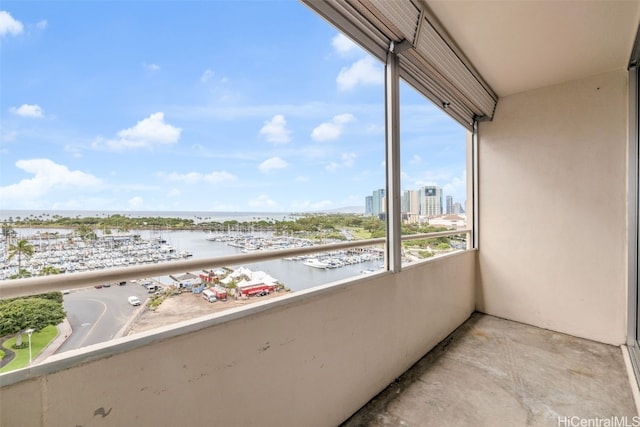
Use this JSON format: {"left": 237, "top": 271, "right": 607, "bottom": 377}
{"left": 420, "top": 186, "right": 443, "bottom": 217}
{"left": 402, "top": 190, "right": 420, "bottom": 223}
{"left": 446, "top": 195, "right": 453, "bottom": 214}
{"left": 372, "top": 189, "right": 385, "bottom": 218}
{"left": 365, "top": 196, "right": 373, "bottom": 216}
{"left": 452, "top": 202, "right": 465, "bottom": 215}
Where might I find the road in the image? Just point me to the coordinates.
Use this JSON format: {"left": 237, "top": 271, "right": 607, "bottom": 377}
{"left": 57, "top": 281, "right": 152, "bottom": 353}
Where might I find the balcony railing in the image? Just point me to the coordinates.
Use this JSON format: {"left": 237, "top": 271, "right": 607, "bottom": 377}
{"left": 0, "top": 229, "right": 470, "bottom": 299}
{"left": 0, "top": 228, "right": 477, "bottom": 427}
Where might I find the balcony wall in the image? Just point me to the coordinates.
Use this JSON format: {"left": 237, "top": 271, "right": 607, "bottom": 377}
{"left": 0, "top": 251, "right": 475, "bottom": 427}
{"left": 477, "top": 69, "right": 628, "bottom": 345}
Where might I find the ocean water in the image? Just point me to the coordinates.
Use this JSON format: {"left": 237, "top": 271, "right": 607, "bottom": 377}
{"left": 135, "top": 229, "right": 383, "bottom": 292}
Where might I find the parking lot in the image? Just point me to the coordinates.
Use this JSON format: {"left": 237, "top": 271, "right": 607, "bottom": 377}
{"left": 58, "top": 280, "right": 154, "bottom": 352}
{"left": 127, "top": 288, "right": 288, "bottom": 335}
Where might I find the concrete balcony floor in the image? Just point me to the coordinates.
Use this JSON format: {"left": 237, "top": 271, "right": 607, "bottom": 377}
{"left": 342, "top": 313, "right": 638, "bottom": 426}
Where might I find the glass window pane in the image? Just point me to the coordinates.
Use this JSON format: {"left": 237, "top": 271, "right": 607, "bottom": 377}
{"left": 0, "top": 1, "right": 387, "bottom": 351}
{"left": 398, "top": 80, "right": 469, "bottom": 266}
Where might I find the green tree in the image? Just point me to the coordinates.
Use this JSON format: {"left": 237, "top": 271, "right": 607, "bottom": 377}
{"left": 0, "top": 298, "right": 66, "bottom": 347}
{"left": 75, "top": 224, "right": 97, "bottom": 242}
{"left": 7, "top": 239, "right": 35, "bottom": 272}
{"left": 39, "top": 265, "right": 61, "bottom": 276}
{"left": 9, "top": 269, "right": 33, "bottom": 279}
{"left": 20, "top": 292, "right": 64, "bottom": 304}
{"left": 1, "top": 222, "right": 16, "bottom": 246}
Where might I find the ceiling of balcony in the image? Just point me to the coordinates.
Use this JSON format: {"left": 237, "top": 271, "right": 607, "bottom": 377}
{"left": 425, "top": 0, "right": 640, "bottom": 97}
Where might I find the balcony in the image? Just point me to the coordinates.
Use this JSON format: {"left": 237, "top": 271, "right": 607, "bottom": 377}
{"left": 343, "top": 313, "right": 638, "bottom": 426}
{"left": 1, "top": 241, "right": 477, "bottom": 427}
{"left": 0, "top": 242, "right": 637, "bottom": 426}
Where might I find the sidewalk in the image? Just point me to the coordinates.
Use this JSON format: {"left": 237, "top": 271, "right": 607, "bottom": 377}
{"left": 33, "top": 318, "right": 72, "bottom": 365}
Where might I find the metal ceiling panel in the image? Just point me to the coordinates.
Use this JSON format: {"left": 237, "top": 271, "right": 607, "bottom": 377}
{"left": 301, "top": 0, "right": 498, "bottom": 130}
{"left": 302, "top": 0, "right": 389, "bottom": 60}
{"left": 369, "top": 0, "right": 421, "bottom": 43}
{"left": 415, "top": 16, "right": 497, "bottom": 119}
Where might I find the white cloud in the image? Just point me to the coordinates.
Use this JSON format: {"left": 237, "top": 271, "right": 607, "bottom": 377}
{"left": 442, "top": 170, "right": 467, "bottom": 201}
{"left": 0, "top": 11, "right": 23, "bottom": 37}
{"left": 410, "top": 154, "right": 423, "bottom": 165}
{"left": 365, "top": 124, "right": 384, "bottom": 135}
{"left": 143, "top": 62, "right": 160, "bottom": 71}
{"left": 295, "top": 176, "right": 309, "bottom": 182}
{"left": 93, "top": 112, "right": 181, "bottom": 150}
{"left": 36, "top": 20, "right": 47, "bottom": 29}
{"left": 10, "top": 104, "right": 43, "bottom": 118}
{"left": 341, "top": 152, "right": 356, "bottom": 167}
{"left": 128, "top": 196, "right": 144, "bottom": 208}
{"left": 326, "top": 152, "right": 357, "bottom": 172}
{"left": 0, "top": 159, "right": 102, "bottom": 202}
{"left": 64, "top": 144, "right": 83, "bottom": 158}
{"left": 332, "top": 33, "right": 358, "bottom": 56}
{"left": 201, "top": 68, "right": 214, "bottom": 83}
{"left": 259, "top": 114, "right": 291, "bottom": 144}
{"left": 311, "top": 113, "right": 355, "bottom": 142}
{"left": 334, "top": 114, "right": 354, "bottom": 125}
{"left": 165, "top": 170, "right": 237, "bottom": 184}
{"left": 337, "top": 56, "right": 383, "bottom": 91}
{"left": 411, "top": 169, "right": 467, "bottom": 203}
{"left": 259, "top": 156, "right": 288, "bottom": 173}
{"left": 248, "top": 194, "right": 278, "bottom": 208}
{"left": 116, "top": 112, "right": 179, "bottom": 144}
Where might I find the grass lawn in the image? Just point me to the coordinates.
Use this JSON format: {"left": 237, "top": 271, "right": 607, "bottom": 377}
{"left": 0, "top": 325, "right": 58, "bottom": 373}
{"left": 348, "top": 227, "right": 372, "bottom": 240}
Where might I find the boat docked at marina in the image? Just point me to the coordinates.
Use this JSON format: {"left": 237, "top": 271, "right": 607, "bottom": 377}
{"left": 303, "top": 258, "right": 329, "bottom": 269}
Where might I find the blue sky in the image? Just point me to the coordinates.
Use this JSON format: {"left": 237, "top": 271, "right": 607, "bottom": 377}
{"left": 0, "top": 1, "right": 467, "bottom": 213}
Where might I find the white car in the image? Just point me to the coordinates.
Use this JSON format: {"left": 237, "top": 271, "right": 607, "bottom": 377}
{"left": 128, "top": 296, "right": 141, "bottom": 306}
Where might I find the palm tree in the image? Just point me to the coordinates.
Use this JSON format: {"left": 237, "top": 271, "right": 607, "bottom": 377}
{"left": 75, "top": 224, "right": 97, "bottom": 242}
{"left": 8, "top": 239, "right": 35, "bottom": 273}
{"left": 2, "top": 222, "right": 16, "bottom": 250}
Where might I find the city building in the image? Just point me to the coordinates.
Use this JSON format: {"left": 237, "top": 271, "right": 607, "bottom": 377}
{"left": 420, "top": 185, "right": 443, "bottom": 217}
{"left": 371, "top": 188, "right": 385, "bottom": 218}
{"left": 401, "top": 189, "right": 420, "bottom": 223}
{"left": 428, "top": 214, "right": 467, "bottom": 229}
{"left": 364, "top": 195, "right": 373, "bottom": 216}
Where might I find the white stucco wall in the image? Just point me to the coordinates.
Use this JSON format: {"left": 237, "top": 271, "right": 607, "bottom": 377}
{"left": 477, "top": 69, "right": 628, "bottom": 345}
{"left": 0, "top": 251, "right": 475, "bottom": 427}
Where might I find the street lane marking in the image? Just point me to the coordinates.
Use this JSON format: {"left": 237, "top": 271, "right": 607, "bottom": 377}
{"left": 77, "top": 299, "right": 107, "bottom": 348}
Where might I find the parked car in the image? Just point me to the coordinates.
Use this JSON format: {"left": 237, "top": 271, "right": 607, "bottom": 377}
{"left": 103, "top": 283, "right": 111, "bottom": 288}
{"left": 128, "top": 296, "right": 141, "bottom": 306}
{"left": 94, "top": 284, "right": 103, "bottom": 289}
